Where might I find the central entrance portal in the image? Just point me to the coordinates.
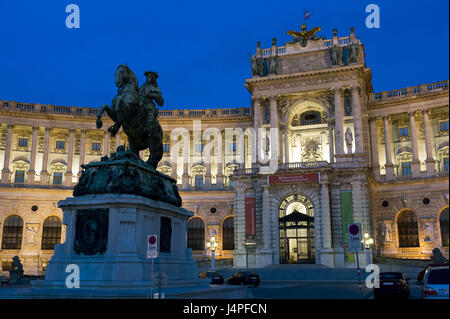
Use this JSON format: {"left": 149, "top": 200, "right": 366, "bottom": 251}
{"left": 279, "top": 194, "right": 315, "bottom": 264}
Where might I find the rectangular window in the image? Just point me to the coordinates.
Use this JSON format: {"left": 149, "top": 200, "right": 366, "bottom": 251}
{"left": 56, "top": 140, "right": 65, "bottom": 150}
{"left": 444, "top": 157, "right": 449, "bottom": 172}
{"left": 53, "top": 172, "right": 63, "bottom": 185}
{"left": 399, "top": 127, "right": 409, "bottom": 137}
{"left": 230, "top": 142, "right": 238, "bottom": 152}
{"left": 440, "top": 121, "right": 449, "bottom": 132}
{"left": 401, "top": 162, "right": 412, "bottom": 176}
{"left": 92, "top": 142, "right": 101, "bottom": 151}
{"left": 163, "top": 143, "right": 170, "bottom": 153}
{"left": 340, "top": 191, "right": 353, "bottom": 242}
{"left": 18, "top": 138, "right": 28, "bottom": 147}
{"left": 14, "top": 170, "right": 25, "bottom": 183}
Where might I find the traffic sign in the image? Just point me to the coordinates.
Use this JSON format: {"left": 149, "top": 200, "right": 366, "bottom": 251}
{"left": 347, "top": 223, "right": 363, "bottom": 252}
{"left": 147, "top": 235, "right": 158, "bottom": 259}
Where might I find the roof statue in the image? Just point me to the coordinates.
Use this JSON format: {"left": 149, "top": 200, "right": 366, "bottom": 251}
{"left": 287, "top": 23, "right": 323, "bottom": 47}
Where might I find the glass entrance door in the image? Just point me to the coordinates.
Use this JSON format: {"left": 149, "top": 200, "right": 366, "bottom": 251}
{"left": 279, "top": 210, "right": 315, "bottom": 264}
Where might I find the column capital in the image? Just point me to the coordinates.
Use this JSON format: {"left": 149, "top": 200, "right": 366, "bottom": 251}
{"left": 251, "top": 96, "right": 261, "bottom": 104}
{"left": 334, "top": 86, "right": 346, "bottom": 97}
{"left": 268, "top": 95, "right": 278, "bottom": 103}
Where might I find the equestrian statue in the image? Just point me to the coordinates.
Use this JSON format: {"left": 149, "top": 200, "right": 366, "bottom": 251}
{"left": 96, "top": 64, "right": 164, "bottom": 169}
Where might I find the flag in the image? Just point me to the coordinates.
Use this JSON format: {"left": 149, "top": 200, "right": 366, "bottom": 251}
{"left": 304, "top": 10, "right": 312, "bottom": 19}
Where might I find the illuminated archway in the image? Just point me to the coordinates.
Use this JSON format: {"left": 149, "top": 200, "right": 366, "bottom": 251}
{"left": 279, "top": 194, "right": 315, "bottom": 264}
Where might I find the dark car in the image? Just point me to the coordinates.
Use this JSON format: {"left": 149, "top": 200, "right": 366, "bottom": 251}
{"left": 373, "top": 272, "right": 410, "bottom": 299}
{"left": 226, "top": 271, "right": 260, "bottom": 288}
{"left": 417, "top": 263, "right": 449, "bottom": 284}
{"left": 0, "top": 276, "right": 8, "bottom": 286}
{"left": 198, "top": 271, "right": 224, "bottom": 285}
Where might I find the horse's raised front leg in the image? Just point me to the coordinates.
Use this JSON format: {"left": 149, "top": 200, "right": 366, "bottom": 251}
{"left": 107, "top": 122, "right": 121, "bottom": 137}
{"left": 96, "top": 104, "right": 109, "bottom": 129}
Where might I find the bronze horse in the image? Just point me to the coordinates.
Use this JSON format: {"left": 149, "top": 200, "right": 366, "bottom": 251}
{"left": 96, "top": 65, "right": 164, "bottom": 169}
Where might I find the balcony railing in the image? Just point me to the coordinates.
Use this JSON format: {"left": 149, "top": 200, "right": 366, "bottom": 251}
{"left": 1, "top": 100, "right": 253, "bottom": 120}
{"left": 369, "top": 80, "right": 449, "bottom": 103}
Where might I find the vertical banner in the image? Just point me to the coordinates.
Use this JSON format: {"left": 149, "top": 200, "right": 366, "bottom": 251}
{"left": 245, "top": 196, "right": 256, "bottom": 235}
{"left": 340, "top": 191, "right": 353, "bottom": 242}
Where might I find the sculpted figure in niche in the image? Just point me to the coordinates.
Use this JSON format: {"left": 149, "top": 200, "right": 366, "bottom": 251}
{"left": 423, "top": 223, "right": 434, "bottom": 242}
{"left": 345, "top": 127, "right": 353, "bottom": 153}
{"left": 383, "top": 222, "right": 392, "bottom": 242}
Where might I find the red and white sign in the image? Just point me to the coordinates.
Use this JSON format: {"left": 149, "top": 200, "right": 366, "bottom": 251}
{"left": 245, "top": 197, "right": 256, "bottom": 235}
{"left": 268, "top": 173, "right": 319, "bottom": 185}
{"left": 147, "top": 235, "right": 158, "bottom": 258}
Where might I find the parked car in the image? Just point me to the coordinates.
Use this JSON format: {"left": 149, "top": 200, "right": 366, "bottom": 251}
{"left": 422, "top": 265, "right": 449, "bottom": 299}
{"left": 417, "top": 263, "right": 449, "bottom": 284}
{"left": 373, "top": 272, "right": 410, "bottom": 299}
{"left": 0, "top": 276, "right": 8, "bottom": 286}
{"left": 226, "top": 271, "right": 260, "bottom": 288}
{"left": 198, "top": 271, "right": 224, "bottom": 285}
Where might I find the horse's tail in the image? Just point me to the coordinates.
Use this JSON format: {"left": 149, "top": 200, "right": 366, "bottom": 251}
{"left": 96, "top": 116, "right": 103, "bottom": 129}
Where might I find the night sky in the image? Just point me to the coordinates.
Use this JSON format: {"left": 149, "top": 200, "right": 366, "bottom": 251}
{"left": 0, "top": 0, "right": 448, "bottom": 109}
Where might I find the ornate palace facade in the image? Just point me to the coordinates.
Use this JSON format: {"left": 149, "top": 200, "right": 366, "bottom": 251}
{"left": 0, "top": 26, "right": 448, "bottom": 275}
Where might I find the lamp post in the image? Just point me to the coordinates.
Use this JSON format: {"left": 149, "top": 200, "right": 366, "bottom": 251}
{"left": 206, "top": 236, "right": 218, "bottom": 270}
{"left": 362, "top": 232, "right": 374, "bottom": 266}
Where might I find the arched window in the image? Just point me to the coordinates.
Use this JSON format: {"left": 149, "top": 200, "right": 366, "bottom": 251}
{"left": 440, "top": 208, "right": 449, "bottom": 247}
{"left": 187, "top": 217, "right": 205, "bottom": 250}
{"left": 222, "top": 217, "right": 235, "bottom": 250}
{"left": 41, "top": 216, "right": 62, "bottom": 250}
{"left": 397, "top": 210, "right": 420, "bottom": 248}
{"left": 1, "top": 215, "right": 23, "bottom": 249}
{"left": 300, "top": 111, "right": 321, "bottom": 126}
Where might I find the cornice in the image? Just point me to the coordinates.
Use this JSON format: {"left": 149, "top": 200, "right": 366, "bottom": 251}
{"left": 246, "top": 64, "right": 366, "bottom": 86}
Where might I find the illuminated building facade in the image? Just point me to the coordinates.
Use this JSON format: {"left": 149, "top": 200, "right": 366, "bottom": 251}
{"left": 0, "top": 25, "right": 448, "bottom": 275}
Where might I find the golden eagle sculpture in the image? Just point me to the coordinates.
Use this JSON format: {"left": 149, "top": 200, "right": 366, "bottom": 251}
{"left": 287, "top": 24, "right": 323, "bottom": 47}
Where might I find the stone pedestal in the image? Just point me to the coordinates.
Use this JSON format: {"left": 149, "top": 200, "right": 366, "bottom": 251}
{"left": 33, "top": 194, "right": 198, "bottom": 292}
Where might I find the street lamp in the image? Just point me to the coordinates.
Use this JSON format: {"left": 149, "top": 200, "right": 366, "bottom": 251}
{"left": 362, "top": 232, "right": 374, "bottom": 266}
{"left": 206, "top": 236, "right": 218, "bottom": 270}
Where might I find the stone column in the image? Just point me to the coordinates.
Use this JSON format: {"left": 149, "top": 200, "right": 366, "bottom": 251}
{"left": 253, "top": 97, "right": 261, "bottom": 163}
{"left": 27, "top": 126, "right": 38, "bottom": 184}
{"left": 351, "top": 85, "right": 363, "bottom": 154}
{"left": 104, "top": 130, "right": 110, "bottom": 157}
{"left": 320, "top": 182, "right": 332, "bottom": 250}
{"left": 64, "top": 129, "right": 74, "bottom": 186}
{"left": 261, "top": 185, "right": 273, "bottom": 253}
{"left": 216, "top": 162, "right": 223, "bottom": 188}
{"left": 283, "top": 128, "right": 289, "bottom": 164}
{"left": 182, "top": 162, "right": 189, "bottom": 189}
{"left": 328, "top": 121, "right": 335, "bottom": 163}
{"left": 40, "top": 128, "right": 50, "bottom": 184}
{"left": 78, "top": 129, "right": 86, "bottom": 177}
{"left": 233, "top": 186, "right": 248, "bottom": 268}
{"left": 408, "top": 111, "right": 421, "bottom": 177}
{"left": 334, "top": 88, "right": 345, "bottom": 157}
{"left": 369, "top": 117, "right": 380, "bottom": 179}
{"left": 422, "top": 109, "right": 436, "bottom": 176}
{"left": 1, "top": 124, "right": 13, "bottom": 183}
{"left": 383, "top": 116, "right": 395, "bottom": 180}
{"left": 205, "top": 162, "right": 211, "bottom": 188}
{"left": 269, "top": 96, "right": 279, "bottom": 161}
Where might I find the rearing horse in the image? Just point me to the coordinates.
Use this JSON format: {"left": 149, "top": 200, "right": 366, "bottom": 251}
{"left": 96, "top": 65, "right": 163, "bottom": 169}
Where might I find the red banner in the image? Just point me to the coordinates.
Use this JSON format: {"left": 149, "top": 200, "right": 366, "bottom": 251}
{"left": 245, "top": 196, "right": 256, "bottom": 235}
{"left": 268, "top": 173, "right": 319, "bottom": 184}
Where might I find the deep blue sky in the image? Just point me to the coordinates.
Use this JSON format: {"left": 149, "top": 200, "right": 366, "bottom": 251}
{"left": 0, "top": 0, "right": 448, "bottom": 110}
